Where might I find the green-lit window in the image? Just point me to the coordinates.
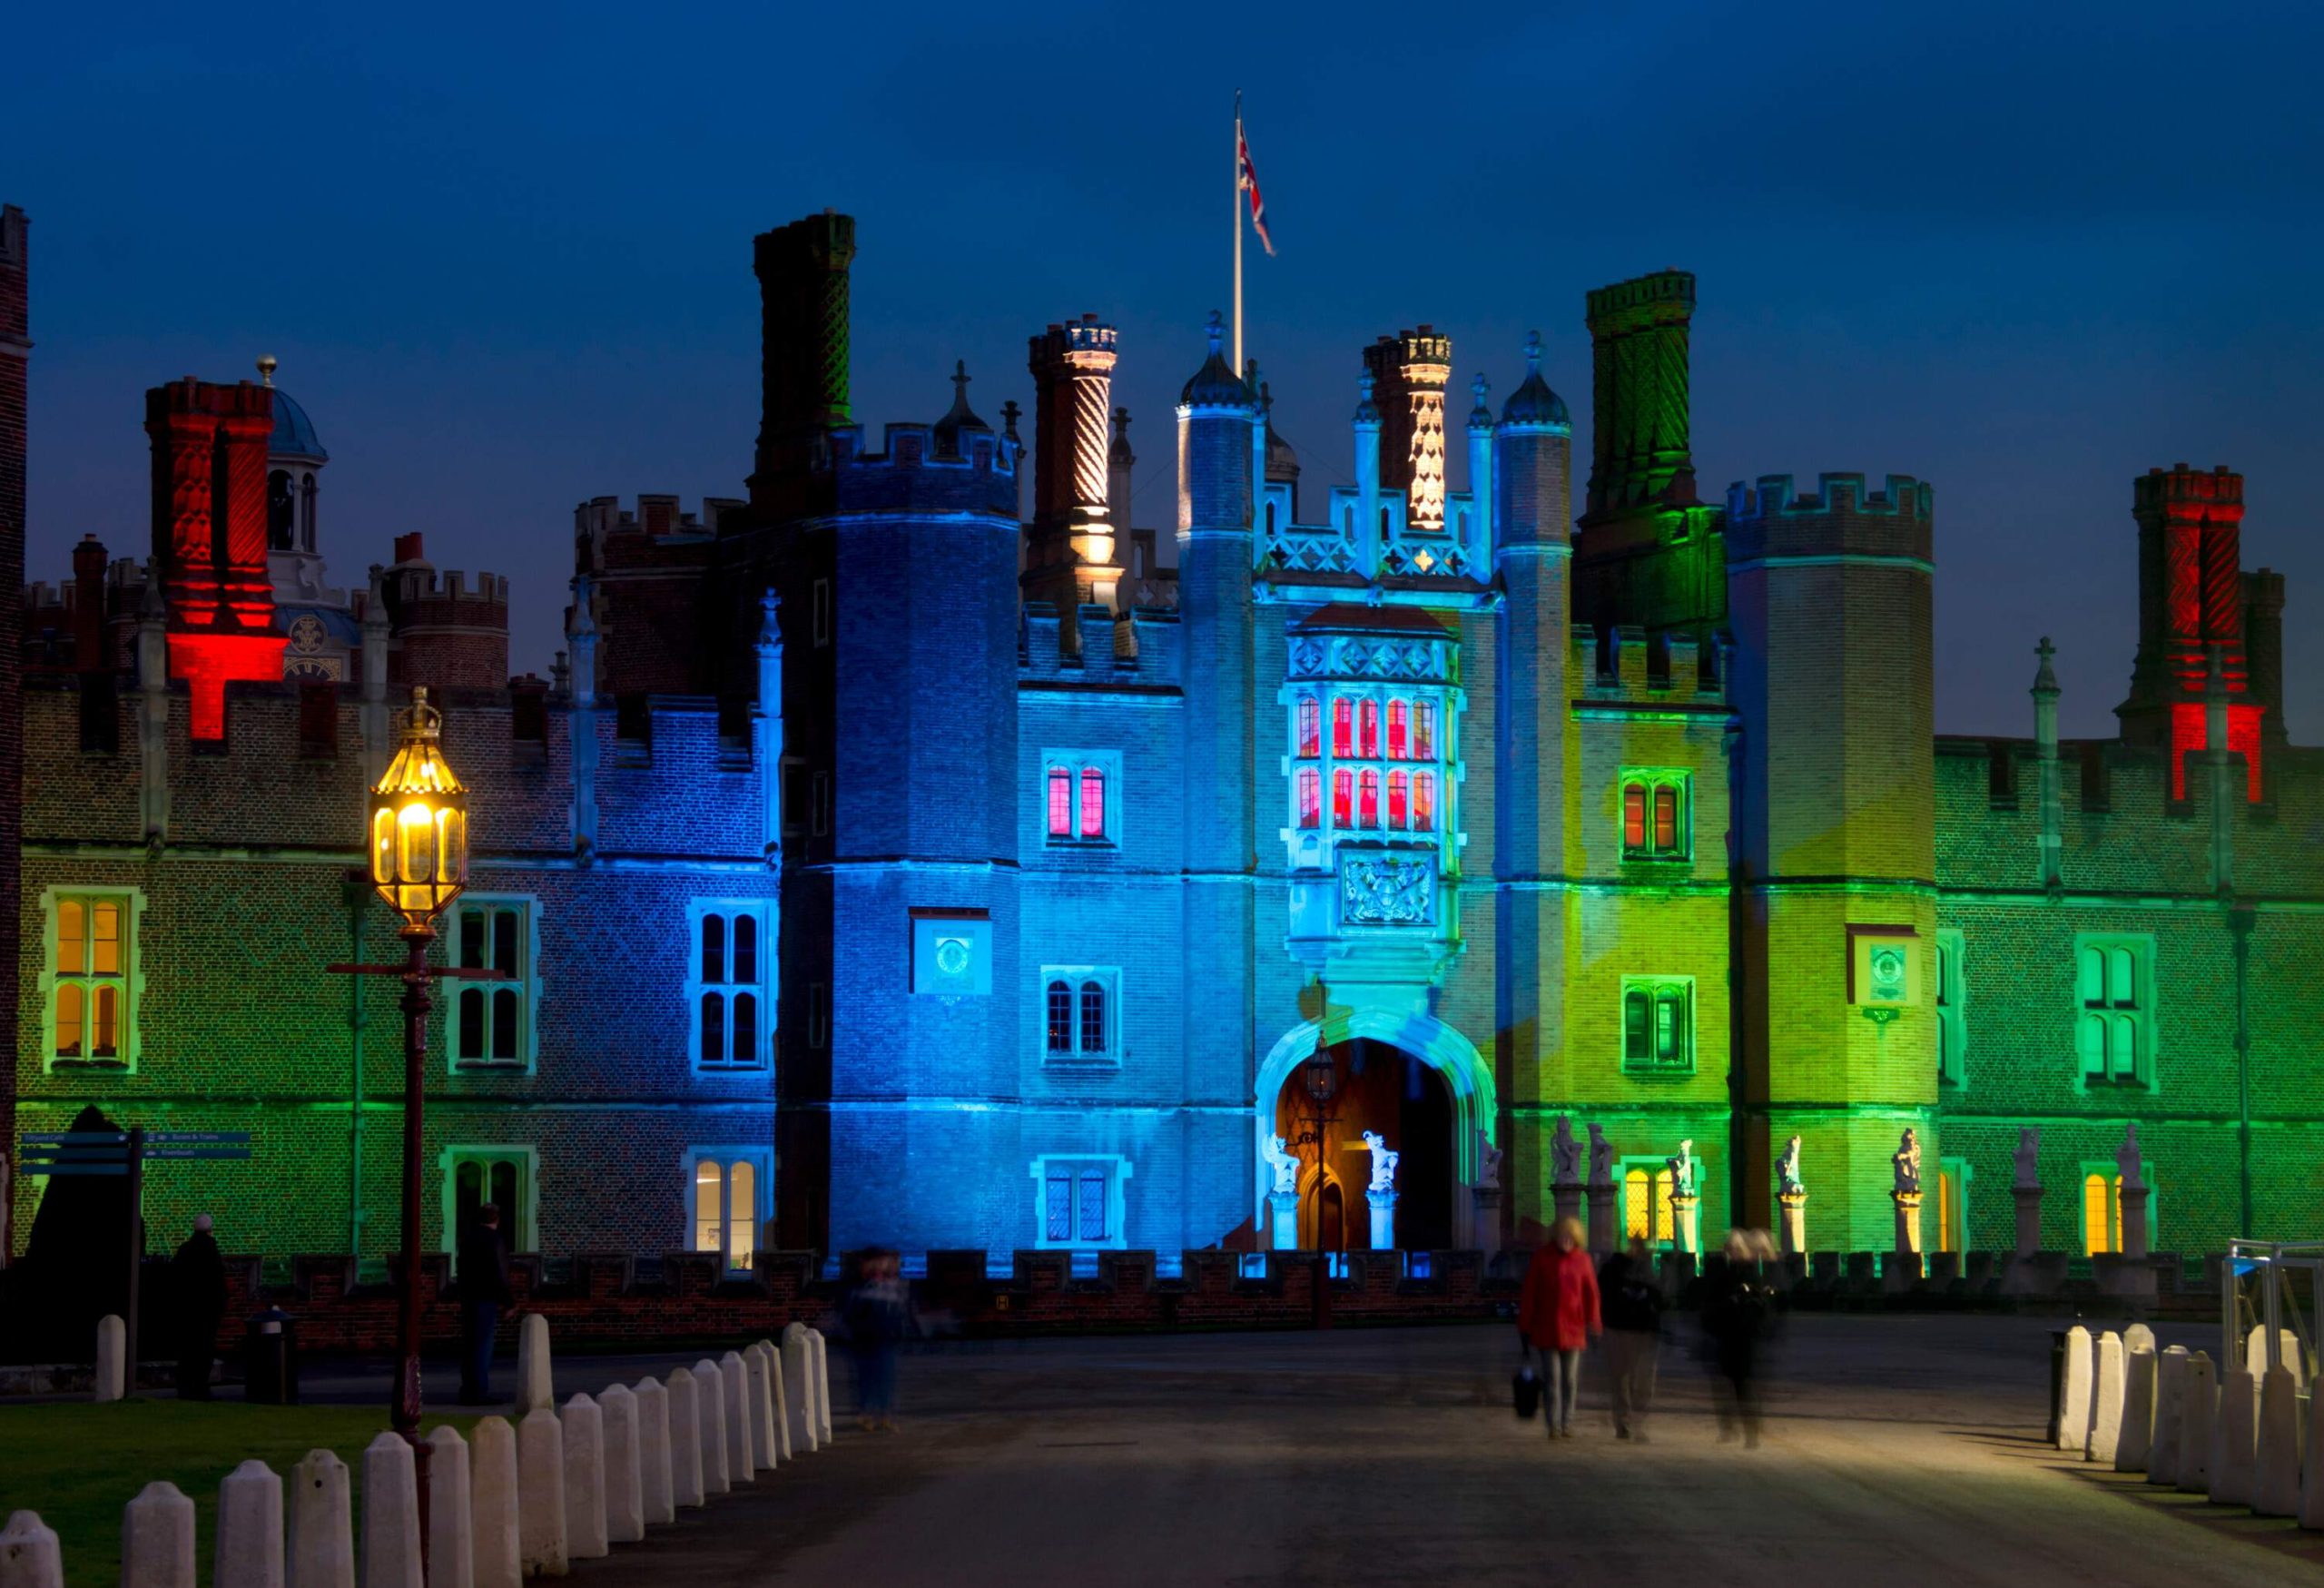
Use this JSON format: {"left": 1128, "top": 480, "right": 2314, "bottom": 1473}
{"left": 1935, "top": 930, "right": 1966, "bottom": 1086}
{"left": 2074, "top": 936, "right": 2152, "bottom": 1087}
{"left": 1620, "top": 773, "right": 1689, "bottom": 859}
{"left": 1621, "top": 978, "right": 1694, "bottom": 1072}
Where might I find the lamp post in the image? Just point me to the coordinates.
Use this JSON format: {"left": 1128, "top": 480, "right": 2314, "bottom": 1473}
{"left": 330, "top": 686, "right": 496, "bottom": 1578}
{"left": 1298, "top": 1012, "right": 1340, "bottom": 1330}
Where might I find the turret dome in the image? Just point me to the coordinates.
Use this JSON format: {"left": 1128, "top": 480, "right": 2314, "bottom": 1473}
{"left": 1501, "top": 332, "right": 1569, "bottom": 428}
{"left": 1179, "top": 312, "right": 1252, "bottom": 408}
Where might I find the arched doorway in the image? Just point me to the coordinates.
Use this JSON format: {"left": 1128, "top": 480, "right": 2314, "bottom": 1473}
{"left": 1257, "top": 1010, "right": 1492, "bottom": 1251}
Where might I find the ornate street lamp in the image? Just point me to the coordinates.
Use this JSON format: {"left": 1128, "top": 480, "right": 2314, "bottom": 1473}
{"left": 1299, "top": 991, "right": 1340, "bottom": 1328}
{"left": 332, "top": 686, "right": 496, "bottom": 1574}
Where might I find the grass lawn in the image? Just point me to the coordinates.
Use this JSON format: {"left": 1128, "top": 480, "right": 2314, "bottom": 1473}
{"left": 0, "top": 1399, "right": 481, "bottom": 1588}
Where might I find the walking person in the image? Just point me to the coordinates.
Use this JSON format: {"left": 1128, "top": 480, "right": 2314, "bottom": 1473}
{"left": 1598, "top": 1234, "right": 1663, "bottom": 1441}
{"left": 1702, "top": 1228, "right": 1776, "bottom": 1446}
{"left": 457, "top": 1202, "right": 514, "bottom": 1405}
{"left": 842, "top": 1247, "right": 909, "bottom": 1432}
{"left": 1517, "top": 1217, "right": 1600, "bottom": 1438}
{"left": 170, "top": 1213, "right": 228, "bottom": 1399}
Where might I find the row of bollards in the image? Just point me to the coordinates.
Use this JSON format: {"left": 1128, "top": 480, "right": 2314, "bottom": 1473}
{"left": 0, "top": 1317, "right": 833, "bottom": 1586}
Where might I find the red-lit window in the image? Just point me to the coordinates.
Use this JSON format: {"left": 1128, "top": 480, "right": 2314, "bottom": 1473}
{"left": 1653, "top": 784, "right": 1679, "bottom": 852}
{"left": 1079, "top": 766, "right": 1107, "bottom": 838}
{"left": 1332, "top": 699, "right": 1354, "bottom": 758}
{"left": 1386, "top": 700, "right": 1408, "bottom": 760}
{"left": 1359, "top": 770, "right": 1380, "bottom": 828}
{"left": 1360, "top": 701, "right": 1381, "bottom": 759}
{"left": 1333, "top": 769, "right": 1354, "bottom": 828}
{"left": 1387, "top": 771, "right": 1408, "bottom": 830}
{"left": 1297, "top": 768, "right": 1321, "bottom": 829}
{"left": 1414, "top": 702, "right": 1436, "bottom": 760}
{"left": 1048, "top": 767, "right": 1072, "bottom": 837}
{"left": 1413, "top": 773, "right": 1435, "bottom": 833}
{"left": 1297, "top": 697, "right": 1321, "bottom": 758}
{"left": 1622, "top": 784, "right": 1647, "bottom": 851}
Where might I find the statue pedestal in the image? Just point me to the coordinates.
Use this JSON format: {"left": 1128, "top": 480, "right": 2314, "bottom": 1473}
{"left": 1778, "top": 1190, "right": 1807, "bottom": 1256}
{"left": 1366, "top": 1189, "right": 1396, "bottom": 1251}
{"left": 1470, "top": 1187, "right": 1502, "bottom": 1259}
{"left": 1586, "top": 1179, "right": 1617, "bottom": 1257}
{"left": 1888, "top": 1191, "right": 1924, "bottom": 1287}
{"left": 1267, "top": 1191, "right": 1300, "bottom": 1253}
{"left": 1551, "top": 1181, "right": 1584, "bottom": 1233}
{"left": 2120, "top": 1185, "right": 2151, "bottom": 1260}
{"left": 2013, "top": 1184, "right": 2043, "bottom": 1258}
{"left": 1670, "top": 1195, "right": 1700, "bottom": 1258}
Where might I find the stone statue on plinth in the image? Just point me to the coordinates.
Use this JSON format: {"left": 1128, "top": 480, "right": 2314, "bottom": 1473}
{"left": 1777, "top": 1136, "right": 1804, "bottom": 1197}
{"left": 1586, "top": 1124, "right": 1612, "bottom": 1188}
{"left": 2014, "top": 1126, "right": 2041, "bottom": 1189}
{"left": 2116, "top": 1121, "right": 2144, "bottom": 1191}
{"left": 1892, "top": 1129, "right": 1922, "bottom": 1195}
{"left": 1262, "top": 1133, "right": 1300, "bottom": 1197}
{"left": 1668, "top": 1139, "right": 1696, "bottom": 1199}
{"left": 1550, "top": 1116, "right": 1581, "bottom": 1185}
{"left": 1474, "top": 1131, "right": 1503, "bottom": 1192}
{"left": 1359, "top": 1130, "right": 1399, "bottom": 1194}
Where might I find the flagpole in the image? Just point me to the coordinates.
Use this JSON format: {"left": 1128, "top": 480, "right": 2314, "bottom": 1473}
{"left": 1233, "top": 90, "right": 1244, "bottom": 376}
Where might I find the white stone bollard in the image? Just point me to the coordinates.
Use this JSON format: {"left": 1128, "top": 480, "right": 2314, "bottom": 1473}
{"left": 756, "top": 1342, "right": 793, "bottom": 1463}
{"left": 561, "top": 1394, "right": 609, "bottom": 1560}
{"left": 781, "top": 1327, "right": 819, "bottom": 1454}
{"left": 599, "top": 1385, "right": 645, "bottom": 1544}
{"left": 428, "top": 1425, "right": 476, "bottom": 1588}
{"left": 121, "top": 1481, "right": 196, "bottom": 1588}
{"left": 2301, "top": 1371, "right": 2324, "bottom": 1528}
{"left": 2179, "top": 1351, "right": 2217, "bottom": 1492}
{"left": 2057, "top": 1326, "right": 2093, "bottom": 1454}
{"left": 94, "top": 1314, "right": 126, "bottom": 1404}
{"left": 633, "top": 1378, "right": 676, "bottom": 1524}
{"left": 2245, "top": 1324, "right": 2303, "bottom": 1382}
{"left": 215, "top": 1460, "right": 285, "bottom": 1588}
{"left": 2255, "top": 1365, "right": 2301, "bottom": 1516}
{"left": 515, "top": 1314, "right": 555, "bottom": 1415}
{"left": 2212, "top": 1366, "right": 2260, "bottom": 1505}
{"left": 694, "top": 1358, "right": 732, "bottom": 1495}
{"left": 743, "top": 1345, "right": 781, "bottom": 1471}
{"left": 665, "top": 1368, "right": 706, "bottom": 1509}
{"left": 287, "top": 1449, "right": 355, "bottom": 1588}
{"left": 2088, "top": 1333, "right": 2125, "bottom": 1465}
{"left": 517, "top": 1406, "right": 568, "bottom": 1577}
{"left": 0, "top": 1510, "right": 64, "bottom": 1588}
{"left": 720, "top": 1350, "right": 755, "bottom": 1479}
{"left": 360, "top": 1433, "right": 424, "bottom": 1588}
{"left": 2149, "top": 1346, "right": 2188, "bottom": 1486}
{"left": 2123, "top": 1322, "right": 2157, "bottom": 1359}
{"left": 810, "top": 1330, "right": 833, "bottom": 1443}
{"left": 2116, "top": 1347, "right": 2157, "bottom": 1474}
{"left": 468, "top": 1417, "right": 521, "bottom": 1588}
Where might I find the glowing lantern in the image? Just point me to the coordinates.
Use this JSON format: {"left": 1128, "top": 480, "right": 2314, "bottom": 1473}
{"left": 368, "top": 686, "right": 468, "bottom": 931}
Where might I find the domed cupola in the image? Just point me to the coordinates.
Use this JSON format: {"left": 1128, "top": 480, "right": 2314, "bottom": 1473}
{"left": 258, "top": 355, "right": 330, "bottom": 563}
{"left": 1500, "top": 332, "right": 1570, "bottom": 429}
{"left": 931, "top": 360, "right": 990, "bottom": 459}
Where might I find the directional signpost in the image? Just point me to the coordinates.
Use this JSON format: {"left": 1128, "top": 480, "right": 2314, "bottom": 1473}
{"left": 20, "top": 1128, "right": 252, "bottom": 1378}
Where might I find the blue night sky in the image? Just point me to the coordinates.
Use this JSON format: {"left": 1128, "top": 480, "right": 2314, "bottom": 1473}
{"left": 11, "top": 0, "right": 2321, "bottom": 741}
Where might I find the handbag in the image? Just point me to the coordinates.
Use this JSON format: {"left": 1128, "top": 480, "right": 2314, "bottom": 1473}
{"left": 1512, "top": 1354, "right": 1542, "bottom": 1420}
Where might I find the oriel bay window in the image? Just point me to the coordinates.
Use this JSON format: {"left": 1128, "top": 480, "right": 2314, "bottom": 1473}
{"left": 692, "top": 901, "right": 774, "bottom": 1070}
{"left": 1333, "top": 769, "right": 1354, "bottom": 828}
{"left": 1386, "top": 700, "right": 1408, "bottom": 760}
{"left": 45, "top": 889, "right": 139, "bottom": 1068}
{"left": 1413, "top": 773, "right": 1436, "bottom": 833}
{"left": 1387, "top": 770, "right": 1409, "bottom": 830}
{"left": 1332, "top": 699, "right": 1354, "bottom": 757}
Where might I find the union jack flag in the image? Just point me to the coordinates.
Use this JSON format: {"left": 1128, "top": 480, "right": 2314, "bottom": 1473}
{"left": 1237, "top": 122, "right": 1275, "bottom": 257}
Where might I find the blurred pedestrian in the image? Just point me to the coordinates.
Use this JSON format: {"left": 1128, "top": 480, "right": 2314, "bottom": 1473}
{"left": 457, "top": 1202, "right": 514, "bottom": 1405}
{"left": 1517, "top": 1216, "right": 1600, "bottom": 1438}
{"left": 1598, "top": 1234, "right": 1663, "bottom": 1441}
{"left": 171, "top": 1213, "right": 227, "bottom": 1399}
{"left": 1703, "top": 1228, "right": 1776, "bottom": 1447}
{"left": 842, "top": 1248, "right": 910, "bottom": 1432}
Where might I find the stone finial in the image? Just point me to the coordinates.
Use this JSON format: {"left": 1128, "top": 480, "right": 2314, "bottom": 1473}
{"left": 1205, "top": 310, "right": 1224, "bottom": 357}
{"left": 1354, "top": 367, "right": 1380, "bottom": 425}
{"left": 257, "top": 354, "right": 278, "bottom": 387}
{"left": 2033, "top": 635, "right": 2059, "bottom": 697}
{"left": 1523, "top": 330, "right": 1543, "bottom": 371}
{"left": 1000, "top": 399, "right": 1021, "bottom": 441}
{"left": 1468, "top": 371, "right": 1492, "bottom": 429}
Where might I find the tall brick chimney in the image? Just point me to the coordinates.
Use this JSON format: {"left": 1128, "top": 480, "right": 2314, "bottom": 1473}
{"left": 2118, "top": 464, "right": 2262, "bottom": 800}
{"left": 0, "top": 203, "right": 27, "bottom": 1249}
{"left": 748, "top": 211, "right": 856, "bottom": 504}
{"left": 1581, "top": 270, "right": 1697, "bottom": 519}
{"left": 1024, "top": 314, "right": 1121, "bottom": 614}
{"left": 1361, "top": 327, "right": 1452, "bottom": 534}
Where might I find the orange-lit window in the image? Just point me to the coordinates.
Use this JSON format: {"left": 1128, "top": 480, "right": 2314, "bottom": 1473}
{"left": 1622, "top": 784, "right": 1647, "bottom": 850}
{"left": 1332, "top": 699, "right": 1354, "bottom": 758}
{"left": 1413, "top": 773, "right": 1435, "bottom": 833}
{"left": 1297, "top": 696, "right": 1321, "bottom": 757}
{"left": 693, "top": 1152, "right": 768, "bottom": 1273}
{"left": 48, "top": 893, "right": 133, "bottom": 1066}
{"left": 1386, "top": 771, "right": 1408, "bottom": 830}
{"left": 2083, "top": 1173, "right": 2120, "bottom": 1256}
{"left": 1414, "top": 702, "right": 1436, "bottom": 760}
{"left": 1297, "top": 768, "right": 1321, "bottom": 829}
{"left": 1653, "top": 785, "right": 1679, "bottom": 851}
{"left": 1386, "top": 700, "right": 1408, "bottom": 760}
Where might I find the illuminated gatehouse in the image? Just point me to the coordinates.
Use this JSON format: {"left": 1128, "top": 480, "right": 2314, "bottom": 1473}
{"left": 10, "top": 208, "right": 2324, "bottom": 1270}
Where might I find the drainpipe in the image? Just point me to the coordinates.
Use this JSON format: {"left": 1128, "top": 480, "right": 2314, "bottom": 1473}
{"left": 345, "top": 873, "right": 369, "bottom": 1256}
{"left": 2232, "top": 905, "right": 2255, "bottom": 1238}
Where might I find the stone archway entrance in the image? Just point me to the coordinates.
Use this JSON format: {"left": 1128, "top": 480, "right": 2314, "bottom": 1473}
{"left": 1272, "top": 1040, "right": 1455, "bottom": 1249}
{"left": 1256, "top": 1009, "right": 1495, "bottom": 1251}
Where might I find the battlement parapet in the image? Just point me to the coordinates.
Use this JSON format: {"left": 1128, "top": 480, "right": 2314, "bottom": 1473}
{"left": 1363, "top": 326, "right": 1452, "bottom": 384}
{"left": 573, "top": 494, "right": 743, "bottom": 542}
{"left": 1585, "top": 270, "right": 1696, "bottom": 330}
{"left": 2132, "top": 462, "right": 2242, "bottom": 518}
{"left": 1571, "top": 620, "right": 1721, "bottom": 700}
{"left": 812, "top": 421, "right": 1020, "bottom": 518}
{"left": 1030, "top": 314, "right": 1118, "bottom": 363}
{"left": 1726, "top": 472, "right": 1933, "bottom": 524}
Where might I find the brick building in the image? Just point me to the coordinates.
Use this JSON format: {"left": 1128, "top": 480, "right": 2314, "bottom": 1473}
{"left": 8, "top": 205, "right": 2320, "bottom": 1273}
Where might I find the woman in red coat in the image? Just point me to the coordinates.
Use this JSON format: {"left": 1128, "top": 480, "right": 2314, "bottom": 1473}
{"left": 1518, "top": 1217, "right": 1601, "bottom": 1437}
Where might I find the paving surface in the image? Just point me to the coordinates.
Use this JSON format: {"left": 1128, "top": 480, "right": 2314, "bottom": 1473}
{"left": 499, "top": 1315, "right": 2324, "bottom": 1586}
